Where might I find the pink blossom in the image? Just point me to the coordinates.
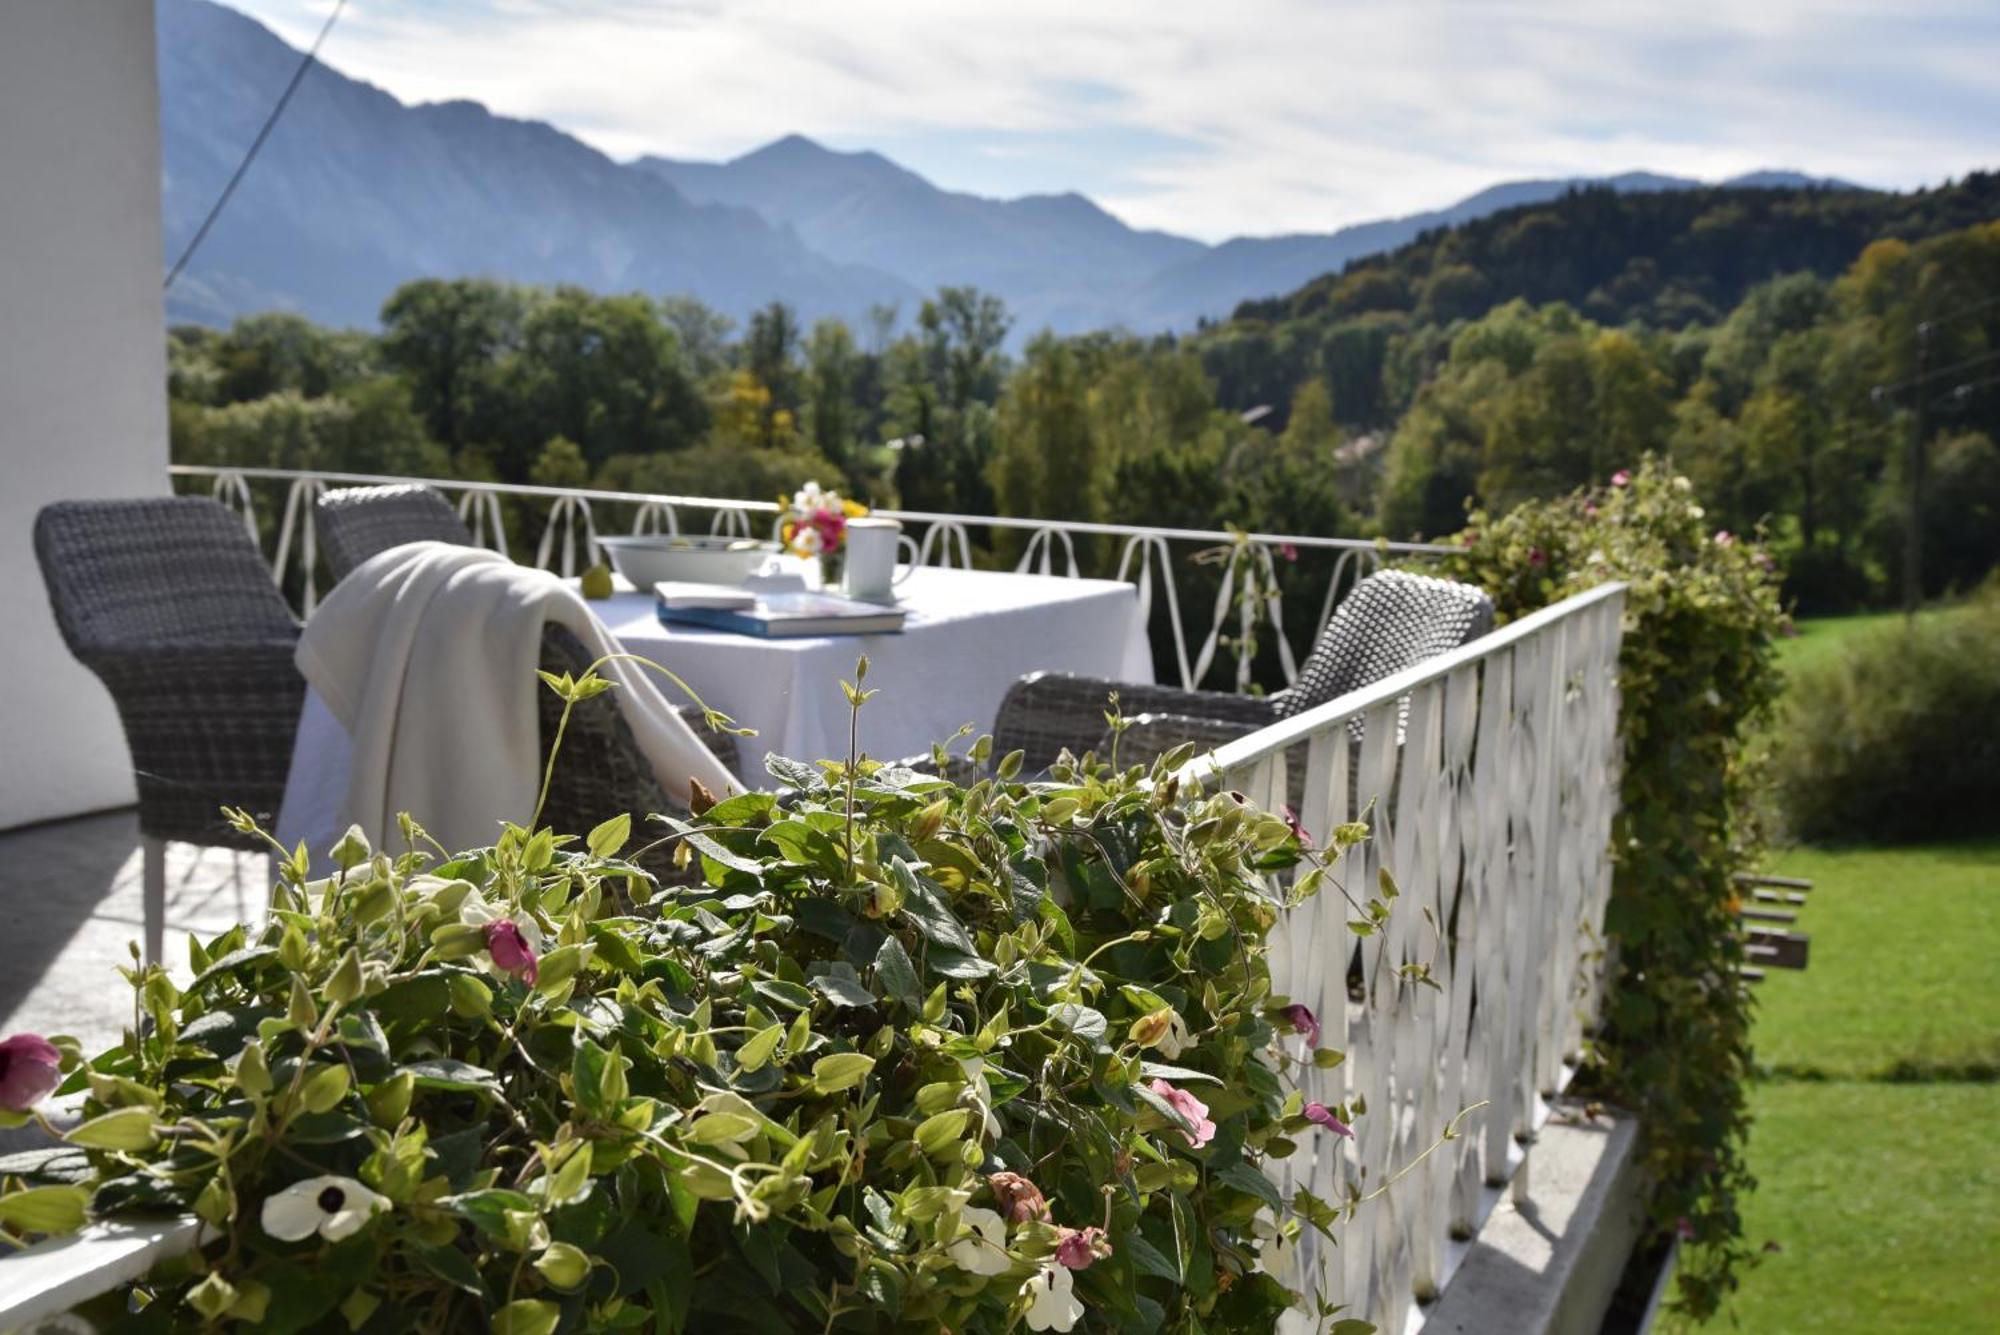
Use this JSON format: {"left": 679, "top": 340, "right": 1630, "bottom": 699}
{"left": 1714, "top": 531, "right": 1735, "bottom": 547}
{"left": 483, "top": 920, "right": 539, "bottom": 985}
{"left": 1611, "top": 469, "right": 1632, "bottom": 488}
{"left": 0, "top": 1033, "right": 61, "bottom": 1112}
{"left": 1303, "top": 1102, "right": 1354, "bottom": 1138}
{"left": 1280, "top": 1004, "right": 1320, "bottom": 1049}
{"left": 1055, "top": 1226, "right": 1111, "bottom": 1270}
{"left": 809, "top": 509, "right": 847, "bottom": 551}
{"left": 1527, "top": 548, "right": 1547, "bottom": 567}
{"left": 1279, "top": 805, "right": 1312, "bottom": 849}
{"left": 1146, "top": 1078, "right": 1216, "bottom": 1148}
{"left": 1459, "top": 531, "right": 1479, "bottom": 548}
{"left": 1278, "top": 543, "right": 1299, "bottom": 563}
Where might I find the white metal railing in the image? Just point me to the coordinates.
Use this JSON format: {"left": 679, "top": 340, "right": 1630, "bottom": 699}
{"left": 1180, "top": 580, "right": 1629, "bottom": 1333}
{"left": 167, "top": 465, "right": 1451, "bottom": 691}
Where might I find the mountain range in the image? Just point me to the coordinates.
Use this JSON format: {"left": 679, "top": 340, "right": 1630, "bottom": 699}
{"left": 161, "top": 0, "right": 1861, "bottom": 340}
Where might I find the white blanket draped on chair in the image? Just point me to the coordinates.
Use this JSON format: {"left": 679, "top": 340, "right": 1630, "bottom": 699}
{"left": 284, "top": 541, "right": 737, "bottom": 855}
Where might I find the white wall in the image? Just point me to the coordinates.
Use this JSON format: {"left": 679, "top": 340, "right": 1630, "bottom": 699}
{"left": 0, "top": 1, "right": 169, "bottom": 828}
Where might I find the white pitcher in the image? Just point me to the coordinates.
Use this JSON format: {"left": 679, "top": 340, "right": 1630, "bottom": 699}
{"left": 841, "top": 517, "right": 918, "bottom": 601}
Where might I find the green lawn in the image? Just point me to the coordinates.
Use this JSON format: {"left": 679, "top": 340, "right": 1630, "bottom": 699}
{"left": 1697, "top": 613, "right": 2000, "bottom": 1330}
{"left": 1729, "top": 1080, "right": 2000, "bottom": 1334}
{"left": 1750, "top": 840, "right": 2000, "bottom": 1081}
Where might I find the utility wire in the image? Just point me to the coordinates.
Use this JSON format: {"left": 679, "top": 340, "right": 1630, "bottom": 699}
{"left": 164, "top": 0, "right": 349, "bottom": 290}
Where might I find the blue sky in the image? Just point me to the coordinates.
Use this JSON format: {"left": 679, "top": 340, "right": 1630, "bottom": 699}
{"left": 223, "top": 0, "right": 2000, "bottom": 242}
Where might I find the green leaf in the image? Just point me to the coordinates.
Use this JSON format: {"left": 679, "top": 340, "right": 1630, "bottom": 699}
{"left": 587, "top": 813, "right": 632, "bottom": 859}
{"left": 1046, "top": 1003, "right": 1107, "bottom": 1044}
{"left": 1215, "top": 1160, "right": 1283, "bottom": 1211}
{"left": 1138, "top": 1061, "right": 1223, "bottom": 1086}
{"left": 0, "top": 1184, "right": 89, "bottom": 1234}
{"left": 66, "top": 1107, "right": 158, "bottom": 1152}
{"left": 925, "top": 947, "right": 998, "bottom": 979}
{"left": 872, "top": 935, "right": 922, "bottom": 1009}
{"left": 298, "top": 1063, "right": 351, "bottom": 1114}
{"left": 809, "top": 970, "right": 877, "bottom": 1009}
{"left": 1125, "top": 1230, "right": 1179, "bottom": 1283}
{"left": 410, "top": 1243, "right": 488, "bottom": 1298}
{"left": 912, "top": 1108, "right": 969, "bottom": 1156}
{"left": 811, "top": 1053, "right": 876, "bottom": 1094}
{"left": 736, "top": 1023, "right": 784, "bottom": 1073}
{"left": 493, "top": 1299, "right": 561, "bottom": 1335}
{"left": 402, "top": 1059, "right": 501, "bottom": 1093}
{"left": 894, "top": 860, "right": 977, "bottom": 954}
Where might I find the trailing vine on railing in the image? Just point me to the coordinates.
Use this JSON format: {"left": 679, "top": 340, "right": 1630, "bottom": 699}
{"left": 1432, "top": 456, "right": 1785, "bottom": 1318}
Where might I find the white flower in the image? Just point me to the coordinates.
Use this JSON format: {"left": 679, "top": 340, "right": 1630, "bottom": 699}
{"left": 1023, "top": 1263, "right": 1084, "bottom": 1332}
{"left": 957, "top": 1057, "right": 1002, "bottom": 1141}
{"left": 261, "top": 1175, "right": 390, "bottom": 1243}
{"left": 792, "top": 525, "right": 824, "bottom": 556}
{"left": 455, "top": 890, "right": 545, "bottom": 976}
{"left": 947, "top": 1205, "right": 1013, "bottom": 1276}
{"left": 1251, "top": 1208, "right": 1298, "bottom": 1287}
{"left": 1155, "top": 1009, "right": 1191, "bottom": 1060}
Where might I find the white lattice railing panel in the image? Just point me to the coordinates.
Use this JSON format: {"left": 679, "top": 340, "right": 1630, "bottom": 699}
{"left": 1182, "top": 580, "right": 1627, "bottom": 1333}
{"left": 169, "top": 465, "right": 1450, "bottom": 694}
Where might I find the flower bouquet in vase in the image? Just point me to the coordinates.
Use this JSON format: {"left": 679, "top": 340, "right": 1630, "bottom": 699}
{"left": 778, "top": 481, "right": 867, "bottom": 588}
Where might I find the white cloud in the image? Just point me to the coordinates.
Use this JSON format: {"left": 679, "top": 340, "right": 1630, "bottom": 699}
{"left": 221, "top": 0, "right": 2000, "bottom": 241}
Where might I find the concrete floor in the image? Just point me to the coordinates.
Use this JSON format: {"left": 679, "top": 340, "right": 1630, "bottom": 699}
{"left": 0, "top": 808, "right": 270, "bottom": 1059}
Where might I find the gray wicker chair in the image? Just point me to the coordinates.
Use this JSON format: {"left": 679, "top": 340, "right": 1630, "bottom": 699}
{"left": 316, "top": 483, "right": 475, "bottom": 582}
{"left": 992, "top": 569, "right": 1495, "bottom": 772}
{"left": 314, "top": 484, "right": 739, "bottom": 802}
{"left": 34, "top": 498, "right": 305, "bottom": 966}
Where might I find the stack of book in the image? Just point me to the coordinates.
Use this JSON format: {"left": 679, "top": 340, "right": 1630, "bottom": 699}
{"left": 653, "top": 582, "right": 906, "bottom": 638}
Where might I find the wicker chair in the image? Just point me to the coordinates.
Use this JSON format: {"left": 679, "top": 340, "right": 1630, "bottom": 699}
{"left": 315, "top": 483, "right": 474, "bottom": 582}
{"left": 314, "top": 484, "right": 739, "bottom": 795}
{"left": 992, "top": 569, "right": 1495, "bottom": 773}
{"left": 34, "top": 498, "right": 305, "bottom": 966}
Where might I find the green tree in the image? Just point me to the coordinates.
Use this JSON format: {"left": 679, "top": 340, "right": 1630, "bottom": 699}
{"left": 379, "top": 278, "right": 523, "bottom": 453}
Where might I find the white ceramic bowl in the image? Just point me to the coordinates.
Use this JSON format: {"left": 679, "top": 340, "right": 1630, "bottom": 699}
{"left": 596, "top": 535, "right": 777, "bottom": 588}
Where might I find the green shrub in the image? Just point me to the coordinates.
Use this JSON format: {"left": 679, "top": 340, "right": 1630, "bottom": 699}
{"left": 1434, "top": 456, "right": 1787, "bottom": 1318}
{"left": 0, "top": 672, "right": 1393, "bottom": 1333}
{"left": 1773, "top": 587, "right": 2000, "bottom": 842}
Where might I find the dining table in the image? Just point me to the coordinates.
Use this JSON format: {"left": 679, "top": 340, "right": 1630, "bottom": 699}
{"left": 594, "top": 563, "right": 1154, "bottom": 779}
{"left": 276, "top": 563, "right": 1153, "bottom": 857}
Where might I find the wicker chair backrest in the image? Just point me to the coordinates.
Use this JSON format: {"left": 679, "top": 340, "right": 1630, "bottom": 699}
{"left": 1271, "top": 569, "right": 1494, "bottom": 719}
{"left": 316, "top": 485, "right": 474, "bottom": 583}
{"left": 34, "top": 497, "right": 298, "bottom": 654}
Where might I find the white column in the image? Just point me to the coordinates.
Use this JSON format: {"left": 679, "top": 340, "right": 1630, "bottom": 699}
{"left": 0, "top": 1, "right": 169, "bottom": 828}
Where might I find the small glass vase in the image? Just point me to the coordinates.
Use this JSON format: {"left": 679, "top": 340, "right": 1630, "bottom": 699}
{"left": 818, "top": 549, "right": 845, "bottom": 593}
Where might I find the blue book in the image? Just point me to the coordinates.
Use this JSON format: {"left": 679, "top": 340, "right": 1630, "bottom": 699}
{"left": 657, "top": 591, "right": 906, "bottom": 638}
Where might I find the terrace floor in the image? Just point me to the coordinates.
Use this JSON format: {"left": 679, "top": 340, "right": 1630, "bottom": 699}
{"left": 0, "top": 809, "right": 270, "bottom": 1058}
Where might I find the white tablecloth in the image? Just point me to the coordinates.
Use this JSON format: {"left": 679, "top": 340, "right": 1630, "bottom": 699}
{"left": 597, "top": 565, "right": 1153, "bottom": 779}
{"left": 278, "top": 565, "right": 1151, "bottom": 855}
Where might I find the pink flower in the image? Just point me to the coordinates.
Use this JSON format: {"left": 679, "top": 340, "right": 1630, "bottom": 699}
{"left": 1676, "top": 1216, "right": 1697, "bottom": 1242}
{"left": 1713, "top": 531, "right": 1735, "bottom": 547}
{"left": 987, "top": 1171, "right": 1050, "bottom": 1223}
{"left": 1303, "top": 1102, "right": 1354, "bottom": 1138}
{"left": 809, "top": 509, "right": 846, "bottom": 551}
{"left": 0, "top": 1033, "right": 62, "bottom": 1112}
{"left": 1055, "top": 1226, "right": 1111, "bottom": 1270}
{"left": 1278, "top": 543, "right": 1299, "bottom": 563}
{"left": 1280, "top": 1004, "right": 1320, "bottom": 1049}
{"left": 1610, "top": 469, "right": 1632, "bottom": 488}
{"left": 1459, "top": 531, "right": 1479, "bottom": 548}
{"left": 1279, "top": 805, "right": 1312, "bottom": 848}
{"left": 1527, "top": 547, "right": 1547, "bottom": 567}
{"left": 1146, "top": 1078, "right": 1216, "bottom": 1149}
{"left": 482, "top": 920, "right": 539, "bottom": 985}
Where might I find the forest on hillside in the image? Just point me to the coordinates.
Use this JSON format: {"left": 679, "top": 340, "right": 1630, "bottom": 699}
{"left": 170, "top": 178, "right": 2000, "bottom": 618}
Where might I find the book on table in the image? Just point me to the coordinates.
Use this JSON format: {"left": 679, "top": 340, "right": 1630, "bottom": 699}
{"left": 655, "top": 590, "right": 906, "bottom": 637}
